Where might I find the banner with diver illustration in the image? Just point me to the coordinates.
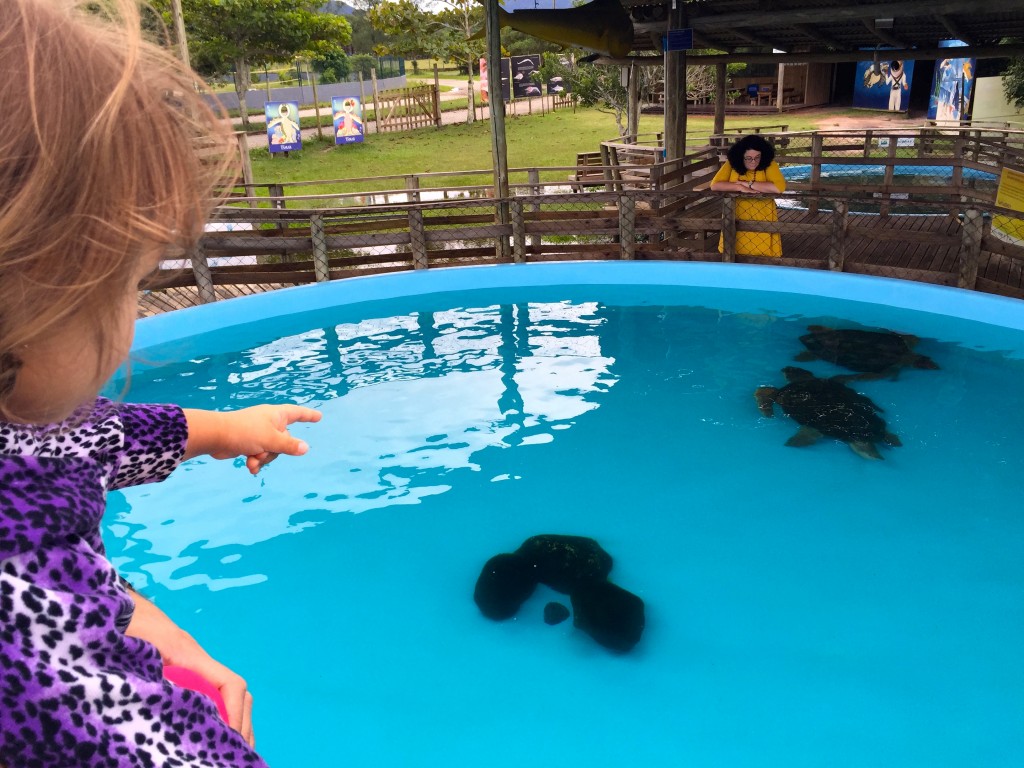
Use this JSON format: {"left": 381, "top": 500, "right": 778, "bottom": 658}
{"left": 853, "top": 54, "right": 915, "bottom": 112}
{"left": 332, "top": 96, "right": 365, "bottom": 145}
{"left": 265, "top": 101, "right": 302, "bottom": 153}
{"left": 927, "top": 40, "right": 976, "bottom": 122}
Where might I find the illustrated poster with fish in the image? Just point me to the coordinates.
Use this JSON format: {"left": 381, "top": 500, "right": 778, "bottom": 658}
{"left": 331, "top": 96, "right": 365, "bottom": 145}
{"left": 927, "top": 40, "right": 975, "bottom": 122}
{"left": 511, "top": 55, "right": 542, "bottom": 99}
{"left": 265, "top": 101, "right": 302, "bottom": 153}
{"left": 853, "top": 53, "right": 915, "bottom": 112}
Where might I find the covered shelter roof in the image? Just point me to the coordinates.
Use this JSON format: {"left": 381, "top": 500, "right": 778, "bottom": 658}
{"left": 623, "top": 0, "right": 1024, "bottom": 61}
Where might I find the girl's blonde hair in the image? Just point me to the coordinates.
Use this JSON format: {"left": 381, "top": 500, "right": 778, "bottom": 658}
{"left": 0, "top": 0, "right": 237, "bottom": 409}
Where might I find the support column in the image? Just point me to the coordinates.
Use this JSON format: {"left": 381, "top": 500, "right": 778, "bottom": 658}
{"left": 627, "top": 62, "right": 640, "bottom": 139}
{"left": 663, "top": 3, "right": 687, "bottom": 161}
{"left": 485, "top": 0, "right": 510, "bottom": 260}
{"left": 713, "top": 63, "right": 726, "bottom": 136}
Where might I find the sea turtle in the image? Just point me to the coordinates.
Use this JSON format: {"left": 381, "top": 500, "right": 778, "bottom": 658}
{"left": 795, "top": 325, "right": 939, "bottom": 380}
{"left": 755, "top": 366, "right": 902, "bottom": 460}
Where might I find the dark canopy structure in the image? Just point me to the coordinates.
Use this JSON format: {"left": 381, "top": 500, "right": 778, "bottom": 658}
{"left": 625, "top": 0, "right": 1024, "bottom": 61}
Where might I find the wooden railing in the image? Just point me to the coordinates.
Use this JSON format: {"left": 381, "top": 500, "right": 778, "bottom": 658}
{"left": 144, "top": 128, "right": 1024, "bottom": 310}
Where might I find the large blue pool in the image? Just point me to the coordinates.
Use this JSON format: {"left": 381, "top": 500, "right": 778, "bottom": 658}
{"left": 107, "top": 262, "right": 1024, "bottom": 767}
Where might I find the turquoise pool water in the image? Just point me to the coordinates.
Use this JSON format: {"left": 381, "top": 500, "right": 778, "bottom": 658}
{"left": 106, "top": 263, "right": 1024, "bottom": 767}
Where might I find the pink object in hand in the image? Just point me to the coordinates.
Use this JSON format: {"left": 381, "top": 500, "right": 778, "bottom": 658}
{"left": 164, "top": 665, "right": 229, "bottom": 722}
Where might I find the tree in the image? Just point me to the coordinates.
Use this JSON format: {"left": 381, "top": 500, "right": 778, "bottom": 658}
{"left": 538, "top": 52, "right": 629, "bottom": 135}
{"left": 312, "top": 48, "right": 351, "bottom": 83}
{"left": 1003, "top": 58, "right": 1024, "bottom": 109}
{"left": 166, "top": 0, "right": 352, "bottom": 128}
{"left": 368, "top": 0, "right": 485, "bottom": 124}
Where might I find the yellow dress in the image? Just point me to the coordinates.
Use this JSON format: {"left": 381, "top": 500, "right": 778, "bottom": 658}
{"left": 713, "top": 160, "right": 786, "bottom": 257}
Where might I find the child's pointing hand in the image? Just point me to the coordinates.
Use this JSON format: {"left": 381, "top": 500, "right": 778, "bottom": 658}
{"left": 184, "top": 405, "right": 323, "bottom": 474}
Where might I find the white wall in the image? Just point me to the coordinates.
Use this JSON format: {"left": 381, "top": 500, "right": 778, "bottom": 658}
{"left": 972, "top": 76, "right": 1024, "bottom": 126}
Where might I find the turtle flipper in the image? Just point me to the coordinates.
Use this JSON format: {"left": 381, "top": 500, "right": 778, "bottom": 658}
{"left": 849, "top": 441, "right": 883, "bottom": 460}
{"left": 883, "top": 431, "right": 902, "bottom": 447}
{"left": 912, "top": 353, "right": 939, "bottom": 370}
{"left": 794, "top": 350, "right": 816, "bottom": 362}
{"left": 785, "top": 425, "right": 822, "bottom": 447}
{"left": 754, "top": 387, "right": 778, "bottom": 416}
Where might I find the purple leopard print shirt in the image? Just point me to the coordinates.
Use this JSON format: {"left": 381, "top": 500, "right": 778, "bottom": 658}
{"left": 0, "top": 398, "right": 267, "bottom": 768}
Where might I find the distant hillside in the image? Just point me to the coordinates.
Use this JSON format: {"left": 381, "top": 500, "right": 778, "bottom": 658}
{"left": 321, "top": 0, "right": 355, "bottom": 15}
{"left": 501, "top": 0, "right": 579, "bottom": 9}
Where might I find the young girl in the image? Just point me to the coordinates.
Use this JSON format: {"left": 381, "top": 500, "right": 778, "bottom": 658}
{"left": 0, "top": 2, "right": 321, "bottom": 765}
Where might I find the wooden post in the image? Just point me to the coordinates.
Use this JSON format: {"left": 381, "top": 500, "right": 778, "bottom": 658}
{"left": 809, "top": 133, "right": 823, "bottom": 216}
{"left": 600, "top": 143, "right": 614, "bottom": 192}
{"left": 307, "top": 60, "right": 324, "bottom": 141}
{"left": 776, "top": 62, "right": 786, "bottom": 111}
{"left": 721, "top": 196, "right": 736, "bottom": 262}
{"left": 880, "top": 137, "right": 897, "bottom": 218}
{"left": 405, "top": 175, "right": 421, "bottom": 204}
{"left": 484, "top": 0, "right": 511, "bottom": 261}
{"left": 408, "top": 208, "right": 428, "bottom": 269}
{"left": 189, "top": 240, "right": 216, "bottom": 304}
{"left": 713, "top": 63, "right": 726, "bottom": 136}
{"left": 234, "top": 131, "right": 256, "bottom": 207}
{"left": 957, "top": 207, "right": 983, "bottom": 289}
{"left": 663, "top": 3, "right": 687, "bottom": 161}
{"left": 619, "top": 194, "right": 636, "bottom": 260}
{"left": 828, "top": 199, "right": 848, "bottom": 272}
{"left": 527, "top": 169, "right": 541, "bottom": 250}
{"left": 169, "top": 0, "right": 191, "bottom": 69}
{"left": 358, "top": 73, "right": 369, "bottom": 132}
{"left": 510, "top": 199, "right": 526, "bottom": 263}
{"left": 627, "top": 62, "right": 639, "bottom": 139}
{"left": 433, "top": 64, "right": 443, "bottom": 127}
{"left": 371, "top": 67, "right": 381, "bottom": 134}
{"left": 310, "top": 214, "right": 330, "bottom": 282}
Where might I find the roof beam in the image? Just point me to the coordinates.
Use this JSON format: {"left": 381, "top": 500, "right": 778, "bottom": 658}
{"left": 936, "top": 14, "right": 971, "bottom": 44}
{"left": 863, "top": 19, "right": 909, "bottom": 49}
{"left": 686, "top": 0, "right": 1024, "bottom": 32}
{"left": 596, "top": 43, "right": 1024, "bottom": 67}
{"left": 792, "top": 23, "right": 845, "bottom": 50}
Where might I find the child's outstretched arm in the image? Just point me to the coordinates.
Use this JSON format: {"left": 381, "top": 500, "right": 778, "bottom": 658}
{"left": 183, "top": 405, "right": 322, "bottom": 475}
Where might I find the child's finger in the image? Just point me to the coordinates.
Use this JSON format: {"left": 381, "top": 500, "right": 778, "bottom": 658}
{"left": 275, "top": 405, "right": 322, "bottom": 426}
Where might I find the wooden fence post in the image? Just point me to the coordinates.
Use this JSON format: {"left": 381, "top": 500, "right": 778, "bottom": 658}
{"left": 371, "top": 67, "right": 381, "bottom": 134}
{"left": 510, "top": 199, "right": 526, "bottom": 263}
{"left": 310, "top": 214, "right": 330, "bottom": 282}
{"left": 408, "top": 208, "right": 428, "bottom": 270}
{"left": 828, "top": 199, "right": 848, "bottom": 272}
{"left": 619, "top": 193, "right": 636, "bottom": 260}
{"left": 809, "top": 133, "right": 823, "bottom": 215}
{"left": 432, "top": 64, "right": 442, "bottom": 128}
{"left": 721, "top": 196, "right": 736, "bottom": 262}
{"left": 957, "top": 207, "right": 983, "bottom": 289}
{"left": 189, "top": 240, "right": 216, "bottom": 304}
{"left": 527, "top": 169, "right": 541, "bottom": 250}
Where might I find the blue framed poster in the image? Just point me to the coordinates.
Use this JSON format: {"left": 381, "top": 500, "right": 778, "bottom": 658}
{"left": 854, "top": 55, "right": 915, "bottom": 112}
{"left": 928, "top": 40, "right": 976, "bottom": 121}
{"left": 265, "top": 101, "right": 301, "bottom": 153}
{"left": 332, "top": 96, "right": 365, "bottom": 144}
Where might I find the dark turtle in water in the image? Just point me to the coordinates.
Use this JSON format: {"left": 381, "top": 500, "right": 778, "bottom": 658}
{"left": 795, "top": 325, "right": 939, "bottom": 380}
{"left": 755, "top": 367, "right": 902, "bottom": 460}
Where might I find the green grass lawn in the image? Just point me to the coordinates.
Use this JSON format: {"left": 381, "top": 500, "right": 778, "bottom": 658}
{"left": 248, "top": 106, "right": 832, "bottom": 191}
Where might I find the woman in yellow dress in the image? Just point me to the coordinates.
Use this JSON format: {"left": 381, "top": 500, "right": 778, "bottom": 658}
{"left": 710, "top": 134, "right": 786, "bottom": 257}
